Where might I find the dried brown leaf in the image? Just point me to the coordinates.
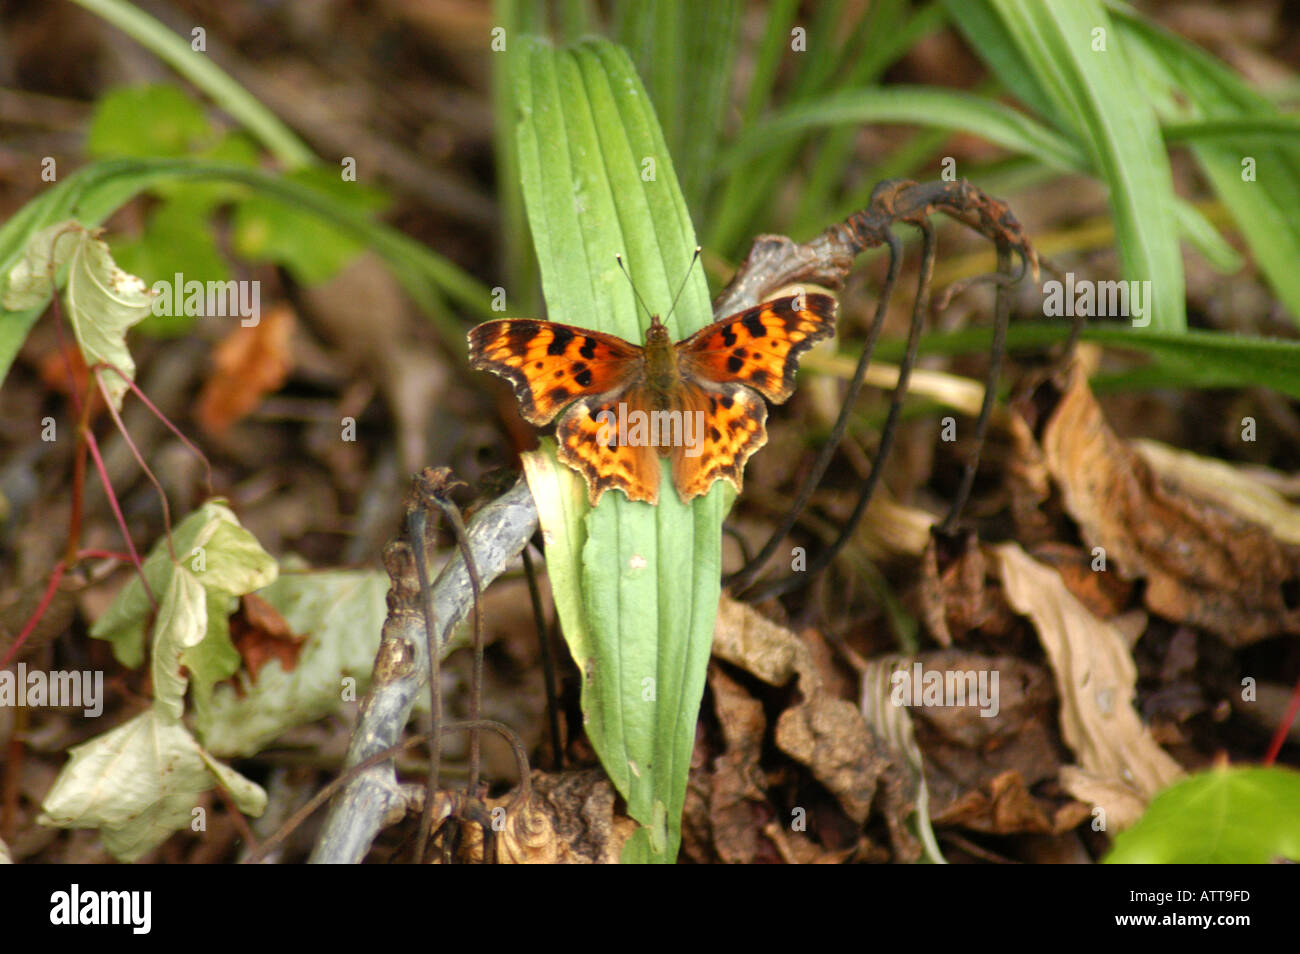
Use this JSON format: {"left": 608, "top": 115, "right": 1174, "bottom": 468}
{"left": 1040, "top": 364, "right": 1300, "bottom": 646}
{"left": 993, "top": 542, "right": 1184, "bottom": 828}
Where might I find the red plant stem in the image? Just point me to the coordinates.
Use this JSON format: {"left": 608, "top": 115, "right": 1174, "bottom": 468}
{"left": 1263, "top": 669, "right": 1300, "bottom": 765}
{"left": 0, "top": 561, "right": 66, "bottom": 670}
{"left": 82, "top": 429, "right": 153, "bottom": 608}
{"left": 95, "top": 368, "right": 175, "bottom": 561}
{"left": 97, "top": 361, "right": 213, "bottom": 497}
{"left": 76, "top": 549, "right": 135, "bottom": 562}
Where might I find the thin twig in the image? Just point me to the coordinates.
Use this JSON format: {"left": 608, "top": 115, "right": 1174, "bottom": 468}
{"left": 407, "top": 499, "right": 443, "bottom": 864}
{"left": 245, "top": 719, "right": 530, "bottom": 865}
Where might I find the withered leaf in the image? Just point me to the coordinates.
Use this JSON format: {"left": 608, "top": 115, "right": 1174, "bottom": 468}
{"left": 1040, "top": 363, "right": 1300, "bottom": 646}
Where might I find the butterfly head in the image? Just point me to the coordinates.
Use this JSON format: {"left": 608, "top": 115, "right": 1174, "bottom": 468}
{"left": 645, "top": 312, "right": 671, "bottom": 345}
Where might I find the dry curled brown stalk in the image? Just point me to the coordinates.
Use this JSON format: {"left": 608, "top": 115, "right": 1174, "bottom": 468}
{"left": 722, "top": 178, "right": 1039, "bottom": 598}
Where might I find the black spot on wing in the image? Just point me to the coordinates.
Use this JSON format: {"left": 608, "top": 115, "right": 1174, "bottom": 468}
{"left": 742, "top": 310, "right": 767, "bottom": 338}
{"left": 547, "top": 325, "right": 575, "bottom": 355}
{"left": 579, "top": 337, "right": 598, "bottom": 360}
{"left": 573, "top": 364, "right": 594, "bottom": 388}
{"left": 726, "top": 355, "right": 744, "bottom": 374}
{"left": 721, "top": 326, "right": 738, "bottom": 348}
{"left": 546, "top": 385, "right": 572, "bottom": 406}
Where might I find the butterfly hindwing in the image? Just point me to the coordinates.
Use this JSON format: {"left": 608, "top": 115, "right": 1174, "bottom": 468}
{"left": 555, "top": 386, "right": 661, "bottom": 505}
{"left": 677, "top": 293, "right": 837, "bottom": 403}
{"left": 670, "top": 382, "right": 767, "bottom": 502}
{"left": 467, "top": 319, "right": 641, "bottom": 425}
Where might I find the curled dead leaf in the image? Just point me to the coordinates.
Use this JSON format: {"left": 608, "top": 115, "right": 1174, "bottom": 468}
{"left": 425, "top": 770, "right": 635, "bottom": 863}
{"left": 1039, "top": 363, "right": 1300, "bottom": 646}
{"left": 992, "top": 542, "right": 1184, "bottom": 829}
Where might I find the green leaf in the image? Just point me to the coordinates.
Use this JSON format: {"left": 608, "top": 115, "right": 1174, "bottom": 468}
{"left": 868, "top": 322, "right": 1300, "bottom": 399}
{"left": 720, "top": 86, "right": 1085, "bottom": 175}
{"left": 2, "top": 221, "right": 152, "bottom": 409}
{"left": 1105, "top": 765, "right": 1300, "bottom": 863}
{"left": 90, "top": 501, "right": 278, "bottom": 720}
{"left": 198, "top": 568, "right": 389, "bottom": 757}
{"left": 231, "top": 166, "right": 390, "bottom": 284}
{"left": 512, "top": 37, "right": 723, "bottom": 862}
{"left": 38, "top": 709, "right": 265, "bottom": 862}
{"left": 948, "top": 0, "right": 1186, "bottom": 330}
{"left": 150, "top": 567, "right": 209, "bottom": 723}
{"left": 86, "top": 84, "right": 214, "bottom": 159}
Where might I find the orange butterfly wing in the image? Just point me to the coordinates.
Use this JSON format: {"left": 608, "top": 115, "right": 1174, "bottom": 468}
{"left": 669, "top": 384, "right": 767, "bottom": 502}
{"left": 468, "top": 319, "right": 661, "bottom": 504}
{"left": 467, "top": 319, "right": 641, "bottom": 425}
{"left": 555, "top": 386, "right": 662, "bottom": 505}
{"left": 668, "top": 293, "right": 837, "bottom": 501}
{"left": 676, "top": 293, "right": 838, "bottom": 403}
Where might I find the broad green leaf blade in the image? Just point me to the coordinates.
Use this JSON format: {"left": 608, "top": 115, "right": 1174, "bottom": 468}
{"left": 198, "top": 568, "right": 389, "bottom": 757}
{"left": 38, "top": 709, "right": 265, "bottom": 863}
{"left": 2, "top": 221, "right": 152, "bottom": 409}
{"left": 512, "top": 37, "right": 724, "bottom": 862}
{"left": 1105, "top": 765, "right": 1300, "bottom": 863}
{"left": 949, "top": 0, "right": 1186, "bottom": 330}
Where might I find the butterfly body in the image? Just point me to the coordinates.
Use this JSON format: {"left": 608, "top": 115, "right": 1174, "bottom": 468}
{"left": 641, "top": 315, "right": 678, "bottom": 398}
{"left": 468, "top": 292, "right": 837, "bottom": 505}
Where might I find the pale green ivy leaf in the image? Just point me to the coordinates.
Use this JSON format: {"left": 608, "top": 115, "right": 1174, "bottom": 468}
{"left": 2, "top": 220, "right": 153, "bottom": 409}
{"left": 38, "top": 709, "right": 265, "bottom": 863}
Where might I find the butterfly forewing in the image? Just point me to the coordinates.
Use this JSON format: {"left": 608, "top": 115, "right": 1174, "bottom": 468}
{"left": 676, "top": 293, "right": 837, "bottom": 404}
{"left": 467, "top": 319, "right": 642, "bottom": 425}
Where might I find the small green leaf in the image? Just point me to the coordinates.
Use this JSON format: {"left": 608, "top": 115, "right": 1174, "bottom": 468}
{"left": 38, "top": 709, "right": 265, "bottom": 863}
{"left": 198, "top": 568, "right": 389, "bottom": 757}
{"left": 231, "top": 167, "right": 389, "bottom": 284}
{"left": 1105, "top": 765, "right": 1300, "bottom": 863}
{"left": 86, "top": 84, "right": 213, "bottom": 160}
{"left": 111, "top": 196, "right": 231, "bottom": 338}
{"left": 151, "top": 567, "right": 208, "bottom": 722}
{"left": 2, "top": 221, "right": 152, "bottom": 409}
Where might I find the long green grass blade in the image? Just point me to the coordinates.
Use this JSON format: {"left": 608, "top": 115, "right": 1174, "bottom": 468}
{"left": 949, "top": 0, "right": 1186, "bottom": 331}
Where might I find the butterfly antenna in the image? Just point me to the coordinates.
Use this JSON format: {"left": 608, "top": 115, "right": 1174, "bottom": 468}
{"left": 665, "top": 246, "right": 702, "bottom": 321}
{"left": 615, "top": 253, "right": 656, "bottom": 322}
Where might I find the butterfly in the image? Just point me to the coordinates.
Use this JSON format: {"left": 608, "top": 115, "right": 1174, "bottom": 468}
{"left": 467, "top": 290, "right": 838, "bottom": 505}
